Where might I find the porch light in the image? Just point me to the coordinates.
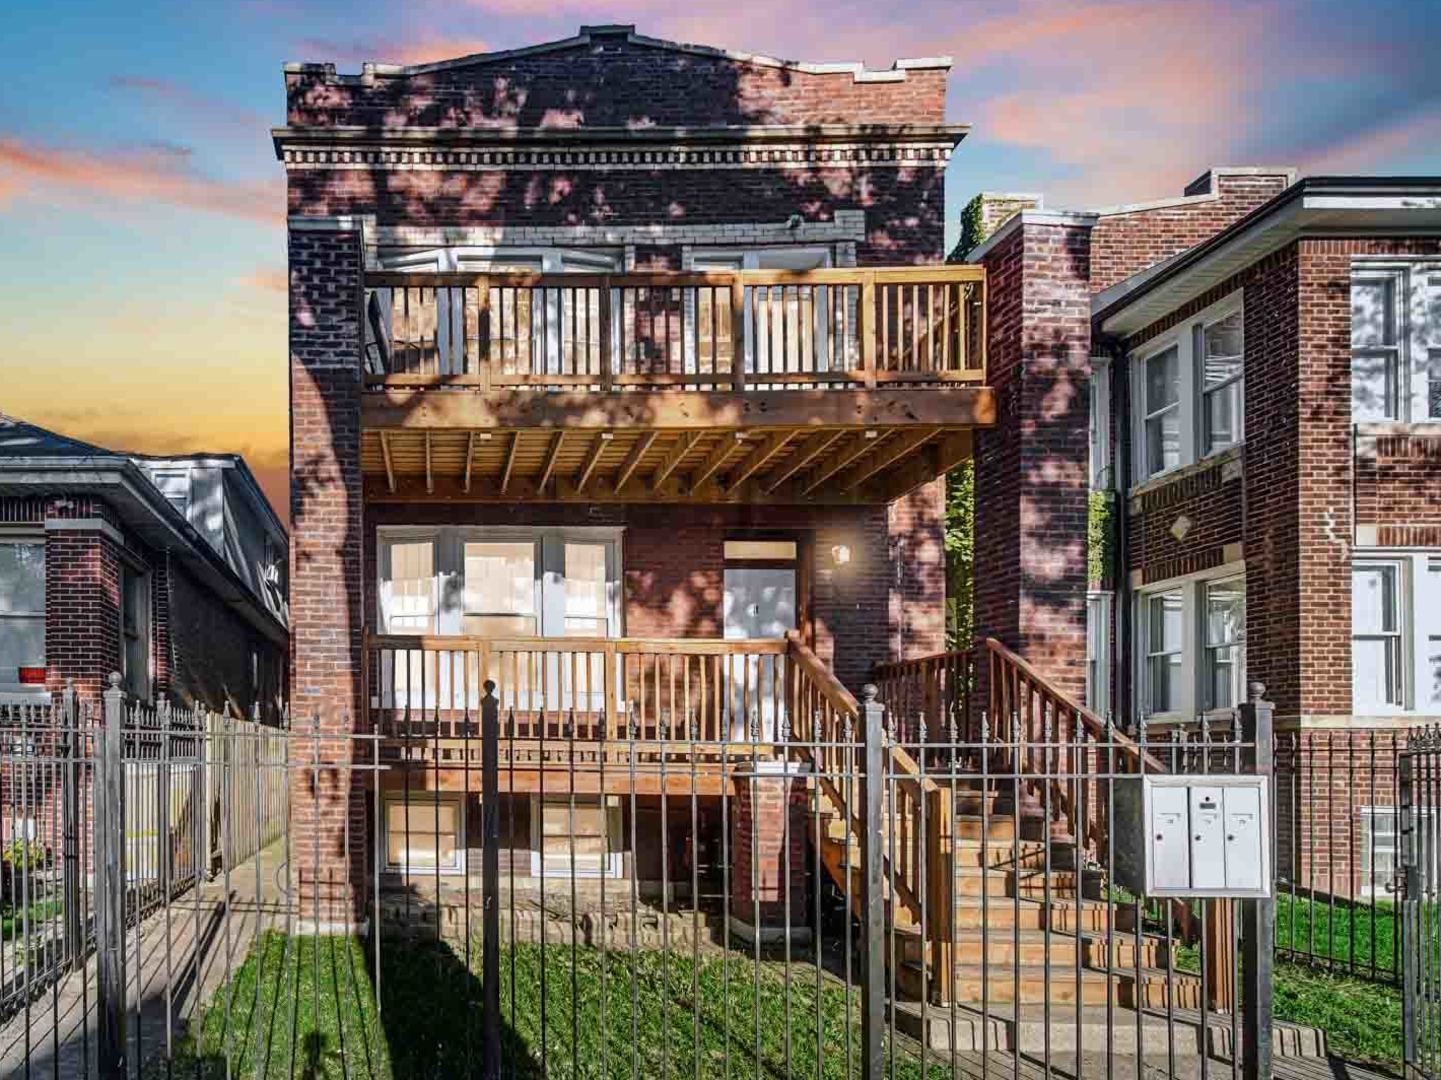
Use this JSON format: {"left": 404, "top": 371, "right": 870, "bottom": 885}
{"left": 830, "top": 544, "right": 852, "bottom": 567}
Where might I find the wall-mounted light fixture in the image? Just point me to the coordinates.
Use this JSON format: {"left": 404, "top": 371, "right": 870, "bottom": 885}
{"left": 830, "top": 544, "right": 852, "bottom": 567}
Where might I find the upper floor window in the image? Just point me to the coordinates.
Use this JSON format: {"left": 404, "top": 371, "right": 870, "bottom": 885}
{"left": 1131, "top": 296, "right": 1244, "bottom": 484}
{"left": 0, "top": 539, "right": 45, "bottom": 694}
{"left": 1352, "top": 263, "right": 1441, "bottom": 423}
{"left": 151, "top": 469, "right": 190, "bottom": 518}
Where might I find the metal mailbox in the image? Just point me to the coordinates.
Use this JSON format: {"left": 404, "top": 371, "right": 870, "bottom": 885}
{"left": 1116, "top": 775, "right": 1271, "bottom": 899}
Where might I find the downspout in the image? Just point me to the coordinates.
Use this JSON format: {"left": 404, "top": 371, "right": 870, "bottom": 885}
{"left": 1108, "top": 335, "right": 1134, "bottom": 732}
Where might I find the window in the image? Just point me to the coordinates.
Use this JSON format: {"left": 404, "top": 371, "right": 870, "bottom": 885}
{"left": 0, "top": 539, "right": 45, "bottom": 693}
{"left": 1134, "top": 568, "right": 1246, "bottom": 721}
{"left": 1353, "top": 561, "right": 1404, "bottom": 710}
{"left": 120, "top": 564, "right": 150, "bottom": 699}
{"left": 1351, "top": 263, "right": 1441, "bottom": 423}
{"left": 1085, "top": 592, "right": 1112, "bottom": 717}
{"left": 385, "top": 797, "right": 463, "bottom": 872}
{"left": 1199, "top": 311, "right": 1244, "bottom": 454}
{"left": 1131, "top": 295, "right": 1243, "bottom": 483}
{"left": 1143, "top": 588, "right": 1183, "bottom": 715}
{"left": 1088, "top": 358, "right": 1112, "bottom": 489}
{"left": 1203, "top": 577, "right": 1246, "bottom": 710}
{"left": 563, "top": 543, "right": 610, "bottom": 637}
{"left": 149, "top": 469, "right": 190, "bottom": 517}
{"left": 380, "top": 540, "right": 436, "bottom": 634}
{"left": 1350, "top": 551, "right": 1441, "bottom": 715}
{"left": 462, "top": 541, "right": 537, "bottom": 636}
{"left": 1358, "top": 806, "right": 1401, "bottom": 898}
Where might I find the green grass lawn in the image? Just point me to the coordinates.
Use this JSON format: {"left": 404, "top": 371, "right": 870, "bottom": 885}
{"left": 1275, "top": 892, "right": 1398, "bottom": 977}
{"left": 158, "top": 933, "right": 948, "bottom": 1080}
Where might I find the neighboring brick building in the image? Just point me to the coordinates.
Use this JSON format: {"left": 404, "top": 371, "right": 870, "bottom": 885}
{"left": 276, "top": 25, "right": 985, "bottom": 932}
{"left": 0, "top": 415, "right": 289, "bottom": 715}
{"left": 964, "top": 174, "right": 1441, "bottom": 894}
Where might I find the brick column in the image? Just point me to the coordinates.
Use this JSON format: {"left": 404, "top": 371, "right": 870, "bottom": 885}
{"left": 288, "top": 225, "right": 366, "bottom": 928}
{"left": 971, "top": 221, "right": 1093, "bottom": 699}
{"left": 728, "top": 764, "right": 811, "bottom": 946}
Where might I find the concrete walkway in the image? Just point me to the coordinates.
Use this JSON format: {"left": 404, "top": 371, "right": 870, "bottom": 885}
{"left": 0, "top": 841, "right": 289, "bottom": 1078}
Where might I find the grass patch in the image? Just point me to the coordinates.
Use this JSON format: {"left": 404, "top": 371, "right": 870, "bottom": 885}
{"left": 160, "top": 933, "right": 949, "bottom": 1079}
{"left": 1273, "top": 961, "right": 1401, "bottom": 1071}
{"left": 1274, "top": 893, "right": 1398, "bottom": 976}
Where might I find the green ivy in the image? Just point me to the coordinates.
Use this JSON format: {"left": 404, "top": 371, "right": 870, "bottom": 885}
{"left": 955, "top": 194, "right": 987, "bottom": 261}
{"left": 944, "top": 460, "right": 975, "bottom": 649}
{"left": 1087, "top": 489, "right": 1115, "bottom": 588}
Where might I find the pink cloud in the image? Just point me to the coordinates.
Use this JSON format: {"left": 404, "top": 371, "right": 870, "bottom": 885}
{"left": 0, "top": 137, "right": 281, "bottom": 223}
{"left": 294, "top": 34, "right": 493, "bottom": 66}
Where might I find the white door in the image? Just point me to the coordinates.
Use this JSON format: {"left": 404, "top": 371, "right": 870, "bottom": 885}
{"left": 723, "top": 567, "right": 796, "bottom": 739}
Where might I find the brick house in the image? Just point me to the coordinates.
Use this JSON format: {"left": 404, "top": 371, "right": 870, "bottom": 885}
{"left": 276, "top": 24, "right": 995, "bottom": 937}
{"left": 0, "top": 414, "right": 288, "bottom": 715}
{"left": 963, "top": 174, "right": 1441, "bottom": 895}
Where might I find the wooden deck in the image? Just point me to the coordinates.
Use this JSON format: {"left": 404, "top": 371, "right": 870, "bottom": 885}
{"left": 360, "top": 266, "right": 990, "bottom": 504}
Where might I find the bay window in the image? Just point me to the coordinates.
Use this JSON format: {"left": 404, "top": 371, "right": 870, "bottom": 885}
{"left": 1131, "top": 294, "right": 1244, "bottom": 483}
{"left": 1351, "top": 551, "right": 1441, "bottom": 715}
{"left": 0, "top": 539, "right": 45, "bottom": 695}
{"left": 1135, "top": 568, "right": 1246, "bottom": 722}
{"left": 1351, "top": 262, "right": 1441, "bottom": 423}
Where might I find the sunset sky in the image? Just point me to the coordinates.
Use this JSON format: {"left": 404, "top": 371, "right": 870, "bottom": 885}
{"left": 2, "top": 0, "right": 1438, "bottom": 523}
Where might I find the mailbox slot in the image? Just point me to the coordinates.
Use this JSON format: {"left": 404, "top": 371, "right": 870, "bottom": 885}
{"left": 1140, "top": 775, "right": 1270, "bottom": 899}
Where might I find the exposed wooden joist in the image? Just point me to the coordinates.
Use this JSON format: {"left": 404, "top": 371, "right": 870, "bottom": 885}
{"left": 379, "top": 431, "right": 396, "bottom": 494}
{"left": 423, "top": 431, "right": 433, "bottom": 494}
{"left": 873, "top": 430, "right": 974, "bottom": 502}
{"left": 651, "top": 432, "right": 698, "bottom": 491}
{"left": 763, "top": 430, "right": 845, "bottom": 493}
{"left": 575, "top": 432, "right": 613, "bottom": 492}
{"left": 688, "top": 433, "right": 745, "bottom": 492}
{"left": 463, "top": 431, "right": 476, "bottom": 493}
{"left": 844, "top": 427, "right": 939, "bottom": 490}
{"left": 536, "top": 432, "right": 566, "bottom": 493}
{"left": 802, "top": 431, "right": 891, "bottom": 496}
{"left": 726, "top": 430, "right": 794, "bottom": 490}
{"left": 363, "top": 387, "right": 997, "bottom": 431}
{"left": 500, "top": 432, "right": 520, "bottom": 494}
{"left": 614, "top": 431, "right": 658, "bottom": 494}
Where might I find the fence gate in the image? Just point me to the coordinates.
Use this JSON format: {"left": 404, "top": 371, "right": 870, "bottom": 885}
{"left": 1403, "top": 733, "right": 1441, "bottom": 1079}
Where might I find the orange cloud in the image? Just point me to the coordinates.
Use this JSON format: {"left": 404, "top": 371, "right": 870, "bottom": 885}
{"left": 294, "top": 34, "right": 493, "bottom": 66}
{"left": 238, "top": 269, "right": 288, "bottom": 293}
{"left": 0, "top": 137, "right": 282, "bottom": 223}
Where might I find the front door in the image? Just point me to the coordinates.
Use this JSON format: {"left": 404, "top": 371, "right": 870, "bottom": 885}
{"left": 723, "top": 542, "right": 798, "bottom": 739}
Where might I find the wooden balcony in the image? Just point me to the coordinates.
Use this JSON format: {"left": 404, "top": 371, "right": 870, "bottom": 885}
{"left": 359, "top": 267, "right": 992, "bottom": 504}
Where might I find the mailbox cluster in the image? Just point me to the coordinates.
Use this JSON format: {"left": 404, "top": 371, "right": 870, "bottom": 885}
{"left": 1115, "top": 775, "right": 1271, "bottom": 899}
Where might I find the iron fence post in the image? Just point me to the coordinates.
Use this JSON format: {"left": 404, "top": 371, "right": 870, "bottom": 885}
{"left": 61, "top": 680, "right": 82, "bottom": 971}
{"left": 481, "top": 680, "right": 501, "bottom": 1080}
{"left": 1239, "top": 682, "right": 1274, "bottom": 1080}
{"left": 1401, "top": 745, "right": 1418, "bottom": 1068}
{"left": 860, "top": 684, "right": 886, "bottom": 1080}
{"left": 95, "top": 673, "right": 127, "bottom": 1080}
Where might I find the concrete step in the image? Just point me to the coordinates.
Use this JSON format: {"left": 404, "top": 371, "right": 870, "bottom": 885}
{"left": 897, "top": 961, "right": 1203, "bottom": 1009}
{"left": 892, "top": 1002, "right": 1329, "bottom": 1057}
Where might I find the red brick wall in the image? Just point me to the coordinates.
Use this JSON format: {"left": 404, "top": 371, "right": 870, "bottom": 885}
{"left": 1357, "top": 434, "right": 1441, "bottom": 528}
{"left": 729, "top": 771, "right": 809, "bottom": 926}
{"left": 362, "top": 499, "right": 935, "bottom": 692}
{"left": 1089, "top": 171, "right": 1292, "bottom": 293}
{"left": 1125, "top": 452, "right": 1244, "bottom": 583}
{"left": 973, "top": 221, "right": 1091, "bottom": 699}
{"left": 286, "top": 36, "right": 947, "bottom": 130}
{"left": 288, "top": 226, "right": 368, "bottom": 918}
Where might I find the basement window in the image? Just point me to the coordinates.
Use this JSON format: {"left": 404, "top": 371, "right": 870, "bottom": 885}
{"left": 385, "top": 796, "right": 464, "bottom": 873}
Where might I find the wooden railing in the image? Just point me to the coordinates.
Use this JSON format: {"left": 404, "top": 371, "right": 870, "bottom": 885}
{"left": 365, "top": 633, "right": 788, "bottom": 743}
{"left": 873, "top": 647, "right": 977, "bottom": 746}
{"left": 788, "top": 633, "right": 954, "bottom": 1001}
{"left": 362, "top": 267, "right": 985, "bottom": 391}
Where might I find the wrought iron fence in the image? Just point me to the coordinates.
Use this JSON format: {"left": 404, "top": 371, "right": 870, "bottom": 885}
{"left": 0, "top": 648, "right": 1287, "bottom": 1080}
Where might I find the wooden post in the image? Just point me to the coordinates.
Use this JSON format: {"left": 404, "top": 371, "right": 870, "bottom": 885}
{"left": 729, "top": 276, "right": 747, "bottom": 393}
{"left": 860, "top": 273, "right": 878, "bottom": 388}
{"left": 476, "top": 275, "right": 492, "bottom": 391}
{"left": 599, "top": 276, "right": 614, "bottom": 392}
{"left": 927, "top": 783, "right": 954, "bottom": 1003}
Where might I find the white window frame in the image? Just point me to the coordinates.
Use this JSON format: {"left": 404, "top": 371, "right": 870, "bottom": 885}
{"left": 1130, "top": 292, "right": 1244, "bottom": 486}
{"left": 1133, "top": 563, "right": 1247, "bottom": 723}
{"left": 383, "top": 793, "right": 466, "bottom": 875}
{"left": 1351, "top": 549, "right": 1441, "bottom": 717}
{"left": 1356, "top": 804, "right": 1439, "bottom": 899}
{"left": 1350, "top": 260, "right": 1441, "bottom": 424}
{"left": 1088, "top": 357, "right": 1112, "bottom": 490}
{"left": 1198, "top": 310, "right": 1245, "bottom": 456}
{"left": 1201, "top": 574, "right": 1247, "bottom": 712}
{"left": 0, "top": 534, "right": 46, "bottom": 700}
{"left": 1085, "top": 590, "right": 1112, "bottom": 717}
{"left": 150, "top": 468, "right": 191, "bottom": 520}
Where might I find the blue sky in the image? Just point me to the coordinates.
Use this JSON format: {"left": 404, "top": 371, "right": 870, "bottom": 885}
{"left": 2, "top": 0, "right": 1438, "bottom": 517}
